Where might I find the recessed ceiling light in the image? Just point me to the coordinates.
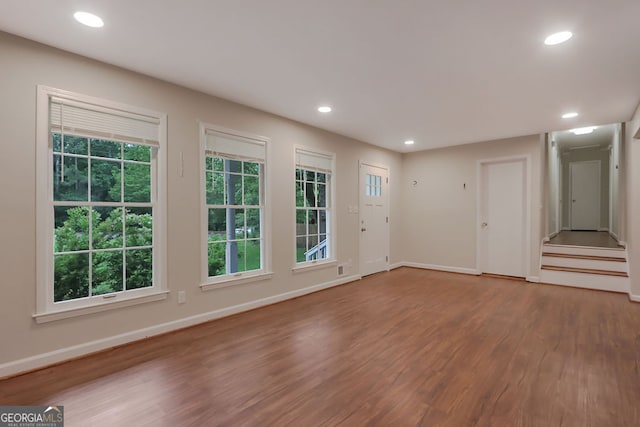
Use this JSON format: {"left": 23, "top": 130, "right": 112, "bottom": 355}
{"left": 404, "top": 140, "right": 415, "bottom": 145}
{"left": 74, "top": 11, "right": 104, "bottom": 28}
{"left": 562, "top": 112, "right": 578, "bottom": 119}
{"left": 571, "top": 126, "right": 597, "bottom": 135}
{"left": 544, "top": 31, "right": 572, "bottom": 46}
{"left": 317, "top": 106, "right": 332, "bottom": 113}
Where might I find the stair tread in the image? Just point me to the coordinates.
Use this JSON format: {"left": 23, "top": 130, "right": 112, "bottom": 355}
{"left": 543, "top": 243, "right": 625, "bottom": 251}
{"left": 541, "top": 265, "right": 628, "bottom": 277}
{"left": 541, "top": 252, "right": 626, "bottom": 262}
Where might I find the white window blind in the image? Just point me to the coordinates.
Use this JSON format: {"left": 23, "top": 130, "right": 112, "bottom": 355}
{"left": 205, "top": 130, "right": 266, "bottom": 163}
{"left": 50, "top": 96, "right": 160, "bottom": 146}
{"left": 295, "top": 147, "right": 333, "bottom": 173}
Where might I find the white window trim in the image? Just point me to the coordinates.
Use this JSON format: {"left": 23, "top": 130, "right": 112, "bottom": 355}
{"left": 200, "top": 272, "right": 274, "bottom": 292}
{"left": 293, "top": 145, "right": 337, "bottom": 271}
{"left": 199, "top": 122, "right": 272, "bottom": 290}
{"left": 292, "top": 259, "right": 338, "bottom": 274}
{"left": 35, "top": 86, "right": 168, "bottom": 321}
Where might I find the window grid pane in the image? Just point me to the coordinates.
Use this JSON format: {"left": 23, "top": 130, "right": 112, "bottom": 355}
{"left": 366, "top": 173, "right": 382, "bottom": 197}
{"left": 52, "top": 134, "right": 154, "bottom": 301}
{"left": 205, "top": 155, "right": 264, "bottom": 278}
{"left": 295, "top": 166, "right": 331, "bottom": 263}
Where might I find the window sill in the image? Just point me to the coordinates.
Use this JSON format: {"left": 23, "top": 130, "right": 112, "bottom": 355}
{"left": 33, "top": 290, "right": 169, "bottom": 324}
{"left": 200, "top": 271, "right": 274, "bottom": 291}
{"left": 292, "top": 259, "right": 337, "bottom": 274}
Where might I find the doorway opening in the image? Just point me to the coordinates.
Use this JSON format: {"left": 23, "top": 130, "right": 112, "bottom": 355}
{"left": 541, "top": 123, "right": 628, "bottom": 292}
{"left": 546, "top": 123, "right": 624, "bottom": 248}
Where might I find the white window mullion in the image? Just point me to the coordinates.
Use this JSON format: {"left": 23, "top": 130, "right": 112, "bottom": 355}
{"left": 87, "top": 138, "right": 94, "bottom": 298}
{"left": 122, "top": 203, "right": 127, "bottom": 292}
{"left": 88, "top": 204, "right": 94, "bottom": 297}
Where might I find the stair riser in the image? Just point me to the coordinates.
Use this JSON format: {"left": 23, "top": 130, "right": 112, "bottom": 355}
{"left": 541, "top": 257, "right": 628, "bottom": 273}
{"left": 539, "top": 270, "right": 629, "bottom": 293}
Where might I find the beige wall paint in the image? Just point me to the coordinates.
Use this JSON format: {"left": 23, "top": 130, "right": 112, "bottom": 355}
{"left": 610, "top": 124, "right": 622, "bottom": 239}
{"left": 625, "top": 103, "right": 640, "bottom": 297}
{"left": 399, "top": 135, "right": 543, "bottom": 277}
{"left": 545, "top": 135, "right": 561, "bottom": 236}
{"left": 0, "top": 32, "right": 403, "bottom": 367}
{"left": 560, "top": 148, "right": 610, "bottom": 230}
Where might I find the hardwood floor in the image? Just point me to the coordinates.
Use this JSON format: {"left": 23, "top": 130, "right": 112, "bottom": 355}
{"left": 2, "top": 267, "right": 640, "bottom": 426}
{"left": 549, "top": 231, "right": 623, "bottom": 248}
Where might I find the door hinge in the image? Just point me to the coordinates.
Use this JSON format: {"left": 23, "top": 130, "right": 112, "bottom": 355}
{"left": 386, "top": 216, "right": 389, "bottom": 223}
{"left": 386, "top": 255, "right": 388, "bottom": 262}
{"left": 386, "top": 177, "right": 389, "bottom": 184}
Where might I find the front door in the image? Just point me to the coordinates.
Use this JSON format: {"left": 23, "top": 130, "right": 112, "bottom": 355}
{"left": 359, "top": 162, "right": 389, "bottom": 277}
{"left": 570, "top": 160, "right": 600, "bottom": 230}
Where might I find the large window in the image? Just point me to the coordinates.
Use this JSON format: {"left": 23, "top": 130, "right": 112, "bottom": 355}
{"left": 201, "top": 125, "right": 268, "bottom": 286}
{"left": 36, "top": 86, "right": 166, "bottom": 321}
{"left": 295, "top": 147, "right": 335, "bottom": 265}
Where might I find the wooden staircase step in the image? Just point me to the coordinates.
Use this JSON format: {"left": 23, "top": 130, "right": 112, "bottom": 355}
{"left": 541, "top": 265, "right": 628, "bottom": 277}
{"left": 541, "top": 252, "right": 626, "bottom": 262}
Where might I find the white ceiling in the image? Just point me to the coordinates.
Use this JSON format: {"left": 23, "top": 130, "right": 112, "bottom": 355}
{"left": 2, "top": 0, "right": 640, "bottom": 153}
{"left": 552, "top": 124, "right": 618, "bottom": 152}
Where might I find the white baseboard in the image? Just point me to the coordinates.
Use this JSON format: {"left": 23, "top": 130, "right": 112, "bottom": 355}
{"left": 561, "top": 227, "right": 570, "bottom": 231}
{"left": 629, "top": 294, "right": 640, "bottom": 303}
{"left": 598, "top": 227, "right": 609, "bottom": 232}
{"left": 388, "top": 262, "right": 404, "bottom": 271}
{"left": 0, "top": 274, "right": 360, "bottom": 379}
{"left": 608, "top": 232, "right": 626, "bottom": 248}
{"left": 526, "top": 276, "right": 540, "bottom": 283}
{"left": 548, "top": 232, "right": 558, "bottom": 239}
{"left": 401, "top": 262, "right": 480, "bottom": 276}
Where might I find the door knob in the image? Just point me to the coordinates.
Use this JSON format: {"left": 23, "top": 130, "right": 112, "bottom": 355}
{"left": 481, "top": 222, "right": 488, "bottom": 228}
{"left": 361, "top": 228, "right": 367, "bottom": 232}
{"left": 572, "top": 199, "right": 576, "bottom": 202}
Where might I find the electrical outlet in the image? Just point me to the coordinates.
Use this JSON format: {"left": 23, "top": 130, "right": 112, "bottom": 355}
{"left": 178, "top": 291, "right": 186, "bottom": 304}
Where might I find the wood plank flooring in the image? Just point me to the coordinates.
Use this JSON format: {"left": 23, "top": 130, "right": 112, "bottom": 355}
{"left": 2, "top": 267, "right": 640, "bottom": 426}
{"left": 549, "top": 231, "right": 623, "bottom": 248}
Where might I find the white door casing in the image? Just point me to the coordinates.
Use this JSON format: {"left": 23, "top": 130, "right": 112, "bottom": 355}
{"left": 569, "top": 160, "right": 600, "bottom": 231}
{"left": 359, "top": 161, "right": 389, "bottom": 277}
{"left": 477, "top": 157, "right": 530, "bottom": 278}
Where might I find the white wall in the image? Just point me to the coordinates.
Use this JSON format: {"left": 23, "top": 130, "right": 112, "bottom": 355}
{"left": 610, "top": 124, "right": 622, "bottom": 239}
{"left": 0, "top": 32, "right": 403, "bottom": 371}
{"left": 625, "top": 103, "right": 640, "bottom": 297}
{"left": 546, "top": 136, "right": 561, "bottom": 236}
{"left": 398, "top": 135, "right": 543, "bottom": 278}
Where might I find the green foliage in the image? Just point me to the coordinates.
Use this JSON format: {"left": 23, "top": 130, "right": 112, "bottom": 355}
{"left": 54, "top": 252, "right": 89, "bottom": 302}
{"left": 54, "top": 204, "right": 154, "bottom": 301}
{"left": 52, "top": 135, "right": 154, "bottom": 301}
{"left": 207, "top": 235, "right": 261, "bottom": 276}
{"left": 208, "top": 237, "right": 226, "bottom": 277}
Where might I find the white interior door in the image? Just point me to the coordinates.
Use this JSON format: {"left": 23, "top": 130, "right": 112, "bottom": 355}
{"left": 359, "top": 162, "right": 389, "bottom": 276}
{"left": 570, "top": 160, "right": 600, "bottom": 230}
{"left": 479, "top": 159, "right": 527, "bottom": 277}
